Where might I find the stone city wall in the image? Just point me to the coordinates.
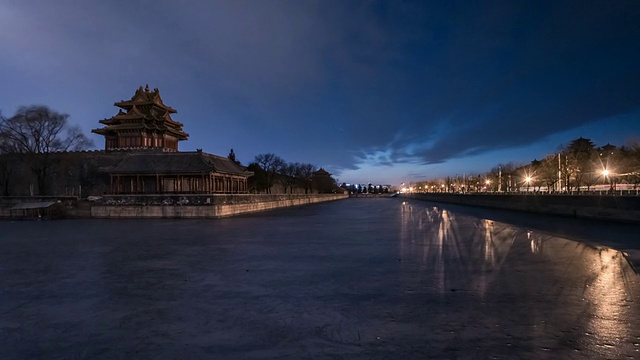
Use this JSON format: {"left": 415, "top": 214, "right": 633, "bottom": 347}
{"left": 90, "top": 193, "right": 348, "bottom": 219}
{"left": 400, "top": 193, "right": 640, "bottom": 223}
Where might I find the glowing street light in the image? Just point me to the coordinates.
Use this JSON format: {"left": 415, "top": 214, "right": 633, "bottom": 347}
{"left": 524, "top": 176, "right": 532, "bottom": 193}
{"left": 483, "top": 179, "right": 491, "bottom": 192}
{"left": 601, "top": 169, "right": 614, "bottom": 193}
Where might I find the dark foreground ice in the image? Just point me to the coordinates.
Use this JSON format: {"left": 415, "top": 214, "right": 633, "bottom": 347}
{"left": 1, "top": 198, "right": 640, "bottom": 359}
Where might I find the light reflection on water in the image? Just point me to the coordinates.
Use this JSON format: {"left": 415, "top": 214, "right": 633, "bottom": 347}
{"left": 399, "top": 200, "right": 640, "bottom": 357}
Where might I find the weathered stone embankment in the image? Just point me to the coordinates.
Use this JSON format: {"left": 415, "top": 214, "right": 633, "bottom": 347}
{"left": 0, "top": 194, "right": 348, "bottom": 219}
{"left": 90, "top": 193, "right": 347, "bottom": 219}
{"left": 400, "top": 193, "right": 640, "bottom": 224}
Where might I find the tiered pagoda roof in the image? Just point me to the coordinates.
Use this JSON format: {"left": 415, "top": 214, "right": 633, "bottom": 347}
{"left": 92, "top": 85, "right": 189, "bottom": 151}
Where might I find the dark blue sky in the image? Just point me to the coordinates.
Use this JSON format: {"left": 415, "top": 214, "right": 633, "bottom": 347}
{"left": 1, "top": 0, "right": 639, "bottom": 185}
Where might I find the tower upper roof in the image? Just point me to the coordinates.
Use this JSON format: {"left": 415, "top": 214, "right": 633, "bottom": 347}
{"left": 92, "top": 85, "right": 189, "bottom": 149}
{"left": 114, "top": 84, "right": 177, "bottom": 113}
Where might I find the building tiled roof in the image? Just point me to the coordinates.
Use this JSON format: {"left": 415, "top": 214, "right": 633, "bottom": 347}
{"left": 314, "top": 168, "right": 331, "bottom": 176}
{"left": 108, "top": 151, "right": 253, "bottom": 176}
{"left": 92, "top": 85, "right": 188, "bottom": 141}
{"left": 114, "top": 85, "right": 177, "bottom": 113}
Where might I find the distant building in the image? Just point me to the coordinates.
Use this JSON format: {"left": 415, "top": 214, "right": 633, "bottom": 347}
{"left": 340, "top": 183, "right": 391, "bottom": 194}
{"left": 92, "top": 85, "right": 189, "bottom": 152}
{"left": 312, "top": 168, "right": 339, "bottom": 193}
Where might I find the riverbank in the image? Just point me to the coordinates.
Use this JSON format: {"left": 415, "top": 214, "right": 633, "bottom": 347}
{"left": 0, "top": 194, "right": 348, "bottom": 219}
{"left": 400, "top": 193, "right": 640, "bottom": 224}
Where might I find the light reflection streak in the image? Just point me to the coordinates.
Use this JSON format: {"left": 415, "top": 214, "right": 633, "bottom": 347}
{"left": 483, "top": 219, "right": 495, "bottom": 269}
{"left": 399, "top": 201, "right": 518, "bottom": 296}
{"left": 583, "top": 248, "right": 634, "bottom": 356}
{"left": 527, "top": 237, "right": 637, "bottom": 357}
{"left": 398, "top": 200, "right": 640, "bottom": 356}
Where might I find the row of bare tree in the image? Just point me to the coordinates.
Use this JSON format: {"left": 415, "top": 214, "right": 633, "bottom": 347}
{"left": 413, "top": 137, "right": 640, "bottom": 193}
{"left": 245, "top": 153, "right": 334, "bottom": 194}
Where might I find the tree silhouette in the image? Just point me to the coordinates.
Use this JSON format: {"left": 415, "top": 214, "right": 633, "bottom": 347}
{"left": 563, "top": 137, "right": 596, "bottom": 192}
{"left": 227, "top": 148, "right": 240, "bottom": 165}
{"left": 0, "top": 106, "right": 93, "bottom": 194}
{"left": 254, "top": 153, "right": 285, "bottom": 194}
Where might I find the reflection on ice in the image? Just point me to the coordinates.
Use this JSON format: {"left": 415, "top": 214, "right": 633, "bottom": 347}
{"left": 400, "top": 202, "right": 519, "bottom": 296}
{"left": 535, "top": 238, "right": 636, "bottom": 356}
{"left": 2, "top": 198, "right": 639, "bottom": 359}
{"left": 399, "top": 200, "right": 640, "bottom": 358}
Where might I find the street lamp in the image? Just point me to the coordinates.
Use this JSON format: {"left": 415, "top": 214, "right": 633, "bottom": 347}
{"left": 601, "top": 169, "right": 613, "bottom": 193}
{"left": 524, "top": 176, "right": 532, "bottom": 193}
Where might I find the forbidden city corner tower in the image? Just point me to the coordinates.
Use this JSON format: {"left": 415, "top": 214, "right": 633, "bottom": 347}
{"left": 92, "top": 85, "right": 189, "bottom": 152}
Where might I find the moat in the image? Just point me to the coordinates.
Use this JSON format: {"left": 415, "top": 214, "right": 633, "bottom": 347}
{"left": 1, "top": 198, "right": 640, "bottom": 359}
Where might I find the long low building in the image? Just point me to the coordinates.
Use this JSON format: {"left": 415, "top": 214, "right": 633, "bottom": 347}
{"left": 107, "top": 150, "right": 253, "bottom": 194}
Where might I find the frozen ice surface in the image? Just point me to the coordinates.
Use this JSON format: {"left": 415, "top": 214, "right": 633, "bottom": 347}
{"left": 1, "top": 198, "right": 640, "bottom": 359}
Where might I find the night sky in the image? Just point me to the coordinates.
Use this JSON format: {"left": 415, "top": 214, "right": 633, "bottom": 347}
{"left": 1, "top": 1, "right": 639, "bottom": 185}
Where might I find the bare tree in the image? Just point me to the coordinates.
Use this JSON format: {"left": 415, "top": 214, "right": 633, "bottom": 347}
{"left": 254, "top": 153, "right": 285, "bottom": 193}
{"left": 490, "top": 162, "right": 520, "bottom": 192}
{"left": 537, "top": 155, "right": 559, "bottom": 193}
{"left": 0, "top": 106, "right": 93, "bottom": 194}
{"left": 294, "top": 162, "right": 315, "bottom": 194}
{"left": 0, "top": 112, "right": 13, "bottom": 195}
{"left": 622, "top": 138, "right": 640, "bottom": 188}
{"left": 563, "top": 137, "right": 596, "bottom": 192}
{"left": 279, "top": 163, "right": 299, "bottom": 194}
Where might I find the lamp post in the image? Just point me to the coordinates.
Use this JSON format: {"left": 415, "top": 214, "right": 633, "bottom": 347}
{"left": 601, "top": 169, "right": 613, "bottom": 193}
{"left": 525, "top": 176, "right": 532, "bottom": 193}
